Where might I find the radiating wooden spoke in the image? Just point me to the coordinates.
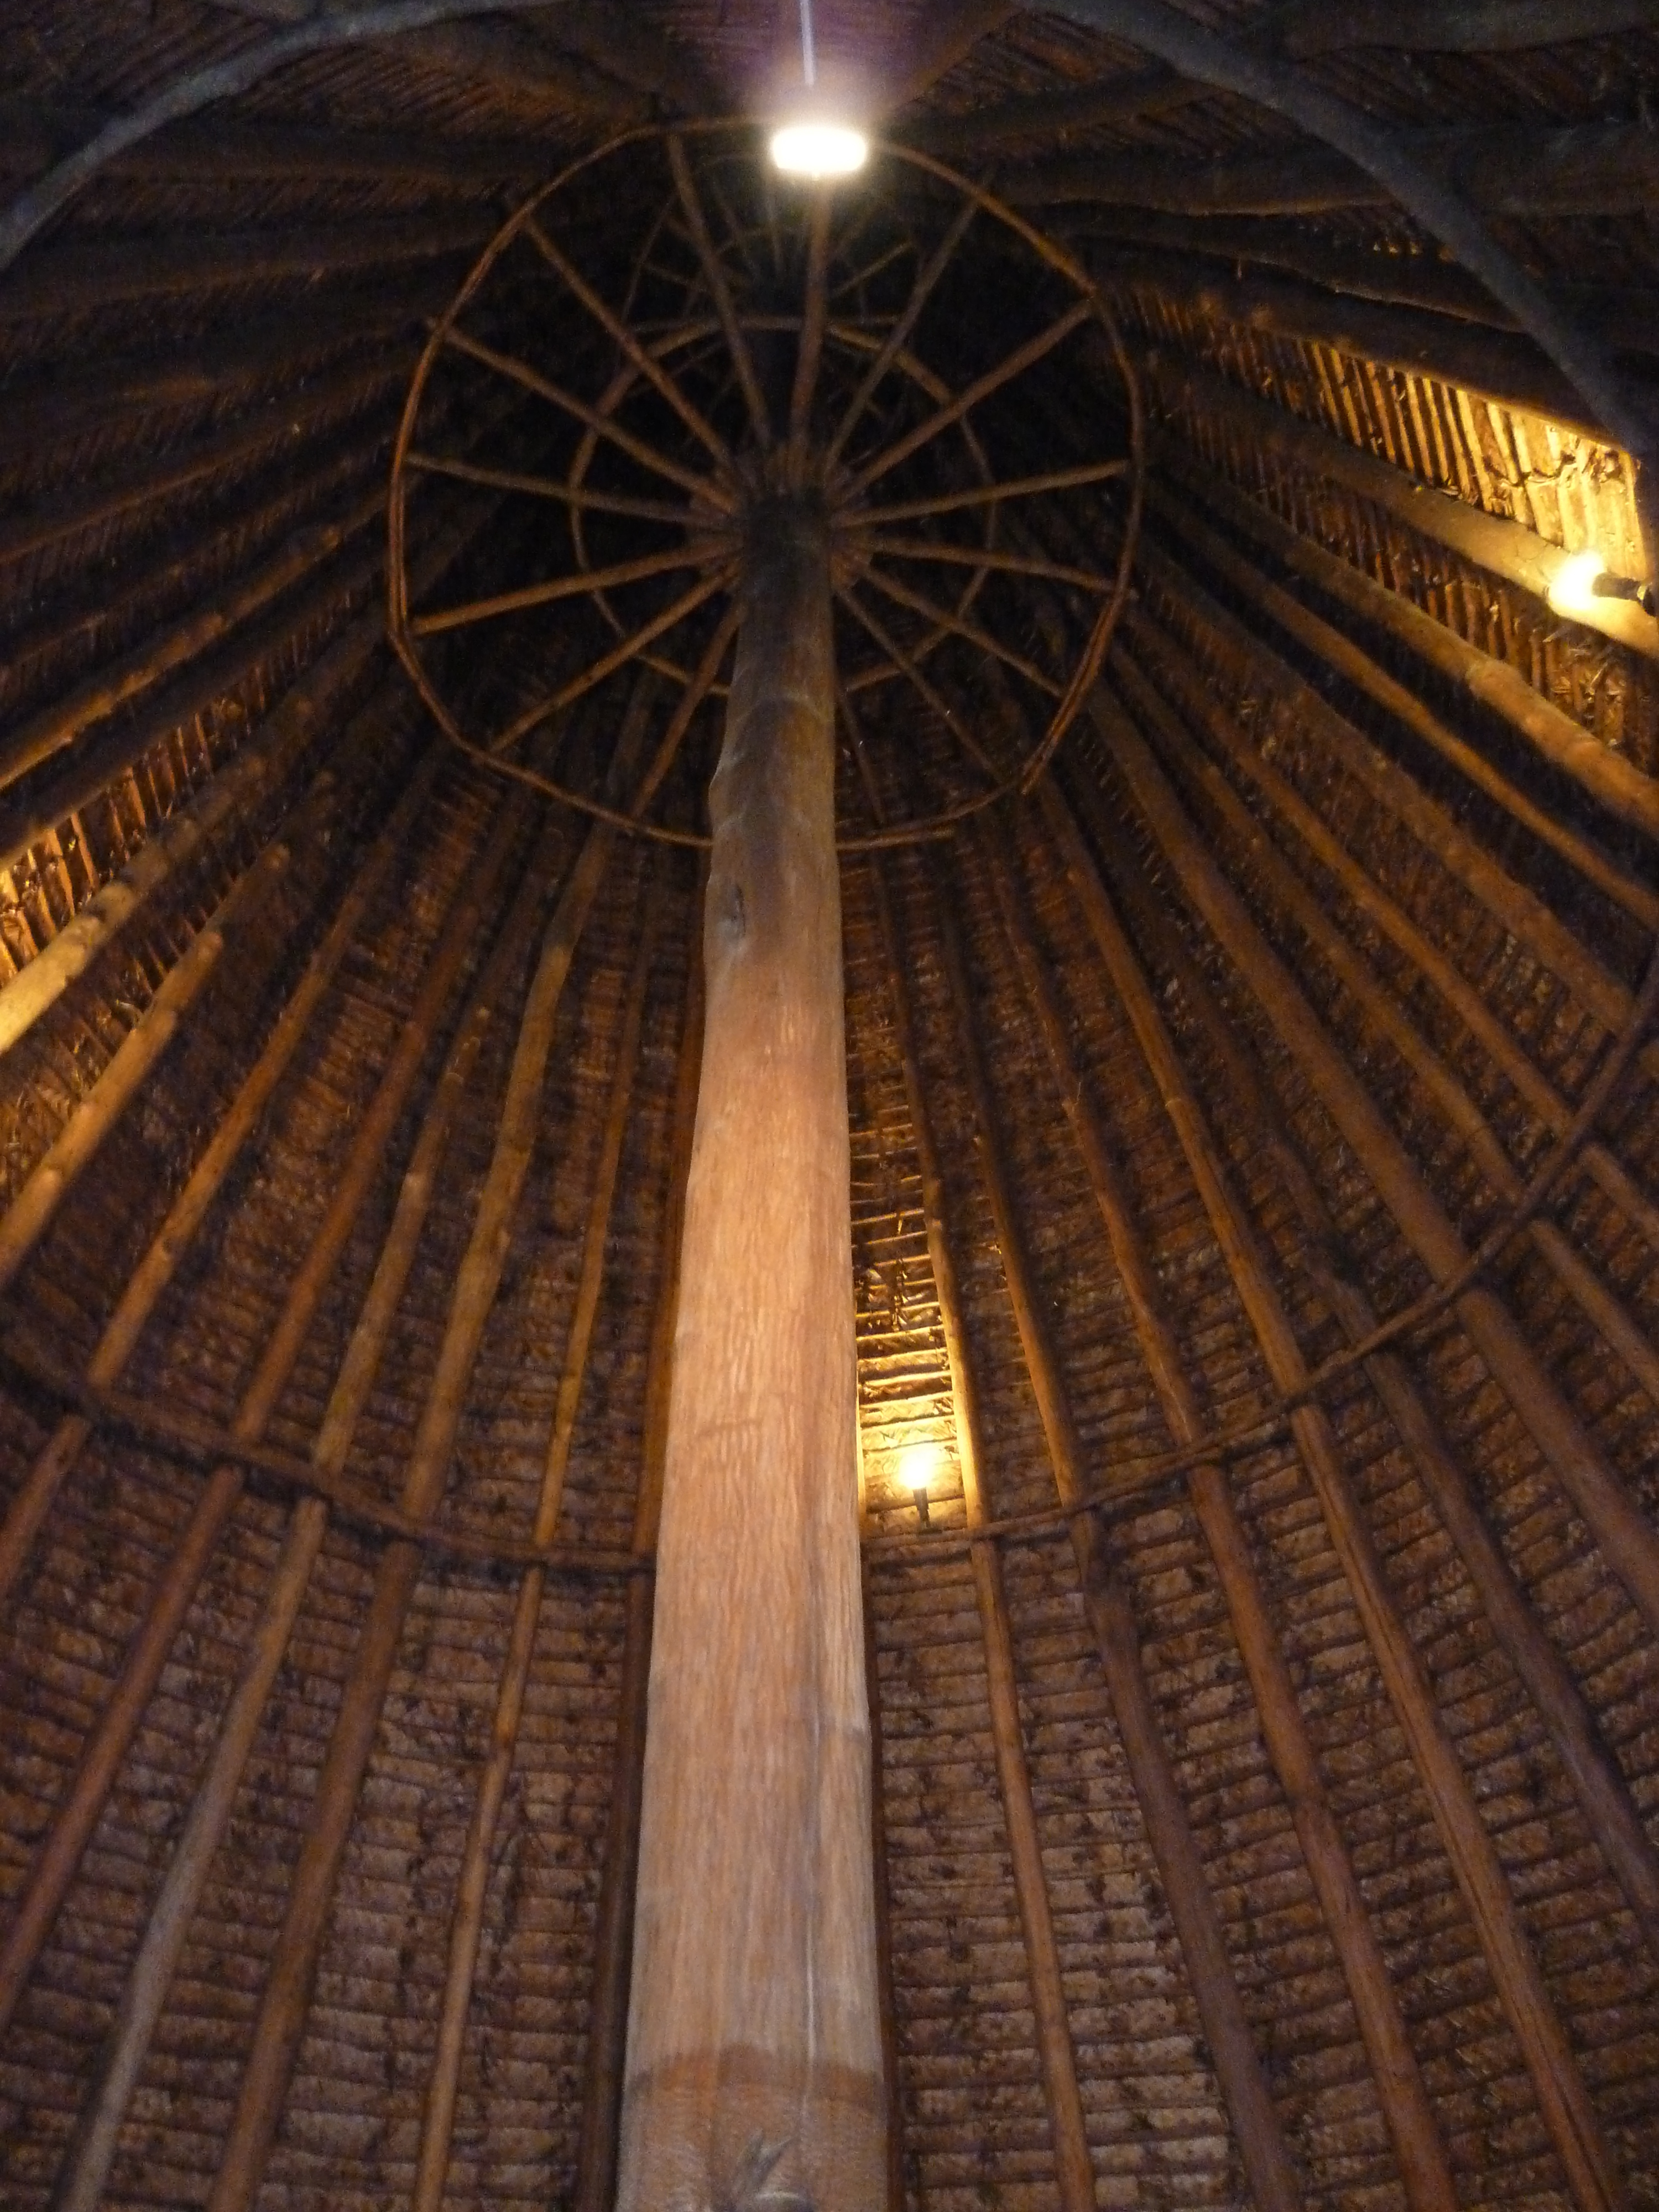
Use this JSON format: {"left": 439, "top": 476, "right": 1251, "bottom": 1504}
{"left": 830, "top": 236, "right": 911, "bottom": 304}
{"left": 632, "top": 601, "right": 742, "bottom": 818}
{"left": 835, "top": 586, "right": 1003, "bottom": 780}
{"left": 851, "top": 458, "right": 1130, "bottom": 525}
{"left": 859, "top": 565, "right": 1064, "bottom": 697}
{"left": 523, "top": 217, "right": 735, "bottom": 474}
{"left": 667, "top": 133, "right": 773, "bottom": 452}
{"left": 493, "top": 567, "right": 737, "bottom": 752}
{"left": 392, "top": 123, "right": 1142, "bottom": 853}
{"left": 706, "top": 169, "right": 767, "bottom": 287}
{"left": 406, "top": 452, "right": 723, "bottom": 533}
{"left": 412, "top": 544, "right": 726, "bottom": 638}
{"left": 853, "top": 536, "right": 1112, "bottom": 591}
{"left": 825, "top": 197, "right": 978, "bottom": 472}
{"left": 847, "top": 298, "right": 1094, "bottom": 495}
{"left": 789, "top": 196, "right": 833, "bottom": 469}
{"left": 443, "top": 325, "right": 728, "bottom": 508}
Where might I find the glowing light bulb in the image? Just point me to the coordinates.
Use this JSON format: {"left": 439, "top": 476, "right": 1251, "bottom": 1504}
{"left": 770, "top": 119, "right": 869, "bottom": 179}
{"left": 1547, "top": 547, "right": 1657, "bottom": 619}
{"left": 897, "top": 1441, "right": 941, "bottom": 1494}
{"left": 1548, "top": 547, "right": 1608, "bottom": 618}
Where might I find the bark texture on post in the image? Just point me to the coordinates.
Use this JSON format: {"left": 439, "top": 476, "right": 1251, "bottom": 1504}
{"left": 618, "top": 499, "right": 885, "bottom": 2212}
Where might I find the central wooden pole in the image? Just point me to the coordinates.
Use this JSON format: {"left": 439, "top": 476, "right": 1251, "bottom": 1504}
{"left": 617, "top": 498, "right": 886, "bottom": 2212}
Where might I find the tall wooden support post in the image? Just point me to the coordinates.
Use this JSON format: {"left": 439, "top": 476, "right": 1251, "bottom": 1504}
{"left": 617, "top": 500, "right": 886, "bottom": 2212}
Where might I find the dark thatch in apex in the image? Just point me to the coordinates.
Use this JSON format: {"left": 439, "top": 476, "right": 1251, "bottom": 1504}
{"left": 1, "top": 6, "right": 1657, "bottom": 2212}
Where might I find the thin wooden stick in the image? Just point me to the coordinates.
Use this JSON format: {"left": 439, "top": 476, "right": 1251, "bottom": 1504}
{"left": 1149, "top": 467, "right": 1659, "bottom": 933}
{"left": 632, "top": 603, "right": 741, "bottom": 818}
{"left": 1050, "top": 749, "right": 1629, "bottom": 2212}
{"left": 924, "top": 855, "right": 1310, "bottom": 2212}
{"left": 1048, "top": 483, "right": 1648, "bottom": 1051}
{"left": 857, "top": 564, "right": 1064, "bottom": 695}
{"left": 442, "top": 324, "right": 726, "bottom": 507}
{"left": 493, "top": 568, "right": 735, "bottom": 752}
{"left": 824, "top": 196, "right": 978, "bottom": 472}
{"left": 411, "top": 540, "right": 723, "bottom": 637}
{"left": 1090, "top": 810, "right": 1659, "bottom": 1969}
{"left": 1121, "top": 587, "right": 1659, "bottom": 1254}
{"left": 865, "top": 851, "right": 1099, "bottom": 2212}
{"left": 0, "top": 743, "right": 444, "bottom": 1613}
{"left": 833, "top": 586, "right": 1001, "bottom": 778}
{"left": 857, "top": 1441, "right": 906, "bottom": 2212}
{"left": 413, "top": 901, "right": 656, "bottom": 2212}
{"left": 406, "top": 451, "right": 719, "bottom": 531}
{"left": 573, "top": 893, "right": 703, "bottom": 2212}
{"left": 0, "top": 835, "right": 292, "bottom": 1297}
{"left": 1115, "top": 633, "right": 1659, "bottom": 1387}
{"left": 1093, "top": 690, "right": 1659, "bottom": 1646}
{"left": 667, "top": 133, "right": 773, "bottom": 452}
{"left": 978, "top": 816, "right": 1457, "bottom": 2210}
{"left": 524, "top": 213, "right": 734, "bottom": 471}
{"left": 0, "top": 785, "right": 525, "bottom": 2041}
{"left": 43, "top": 800, "right": 575, "bottom": 2212}
{"left": 849, "top": 458, "right": 1129, "bottom": 526}
{"left": 846, "top": 299, "right": 1092, "bottom": 496}
{"left": 204, "top": 701, "right": 649, "bottom": 2212}
{"left": 853, "top": 535, "right": 1111, "bottom": 589}
{"left": 0, "top": 485, "right": 384, "bottom": 795}
{"left": 0, "top": 535, "right": 446, "bottom": 1062}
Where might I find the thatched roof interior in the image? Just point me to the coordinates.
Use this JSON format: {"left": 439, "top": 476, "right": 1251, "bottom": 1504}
{"left": 1, "top": 7, "right": 1657, "bottom": 2211}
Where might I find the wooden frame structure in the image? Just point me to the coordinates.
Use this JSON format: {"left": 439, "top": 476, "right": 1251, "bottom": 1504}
{"left": 0, "top": 8, "right": 1656, "bottom": 2211}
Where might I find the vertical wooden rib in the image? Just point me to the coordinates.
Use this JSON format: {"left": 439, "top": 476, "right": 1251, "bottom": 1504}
{"left": 978, "top": 813, "right": 1458, "bottom": 2210}
{"left": 205, "top": 787, "right": 626, "bottom": 2212}
{"left": 1093, "top": 691, "right": 1659, "bottom": 1645}
{"left": 574, "top": 894, "right": 705, "bottom": 2212}
{"left": 1044, "top": 767, "right": 1628, "bottom": 2212}
{"left": 925, "top": 857, "right": 1312, "bottom": 2212}
{"left": 46, "top": 804, "right": 575, "bottom": 2212}
{"left": 858, "top": 1504, "right": 907, "bottom": 2212}
{"left": 0, "top": 775, "right": 524, "bottom": 2042}
{"left": 0, "top": 744, "right": 446, "bottom": 1614}
{"left": 1115, "top": 628, "right": 1659, "bottom": 1396}
{"left": 411, "top": 902, "right": 657, "bottom": 2212}
{"left": 1090, "top": 808, "right": 1659, "bottom": 1966}
{"left": 865, "top": 854, "right": 1098, "bottom": 2212}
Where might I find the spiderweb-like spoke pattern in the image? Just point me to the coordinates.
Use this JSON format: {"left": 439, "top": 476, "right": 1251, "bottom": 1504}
{"left": 389, "top": 121, "right": 1143, "bottom": 849}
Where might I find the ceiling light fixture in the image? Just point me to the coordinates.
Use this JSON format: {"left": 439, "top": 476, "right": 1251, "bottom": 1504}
{"left": 770, "top": 119, "right": 869, "bottom": 179}
{"left": 770, "top": 0, "right": 868, "bottom": 179}
{"left": 1547, "top": 546, "right": 1657, "bottom": 619}
{"left": 898, "top": 1441, "right": 941, "bottom": 1494}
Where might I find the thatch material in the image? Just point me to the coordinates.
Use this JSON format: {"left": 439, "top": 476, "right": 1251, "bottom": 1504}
{"left": 0, "top": 8, "right": 1656, "bottom": 2212}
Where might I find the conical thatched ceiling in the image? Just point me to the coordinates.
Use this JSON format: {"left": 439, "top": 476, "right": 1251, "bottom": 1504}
{"left": 1, "top": 9, "right": 1657, "bottom": 2212}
